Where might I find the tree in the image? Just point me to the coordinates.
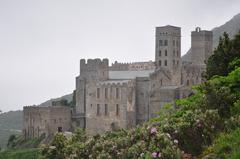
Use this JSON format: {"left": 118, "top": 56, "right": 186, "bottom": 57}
{"left": 206, "top": 31, "right": 240, "bottom": 79}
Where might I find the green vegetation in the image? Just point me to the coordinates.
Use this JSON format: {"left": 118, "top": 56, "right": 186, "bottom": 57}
{"left": 202, "top": 128, "right": 240, "bottom": 159}
{"left": 0, "top": 149, "right": 41, "bottom": 159}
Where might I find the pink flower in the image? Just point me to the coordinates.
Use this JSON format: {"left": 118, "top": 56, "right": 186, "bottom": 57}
{"left": 151, "top": 127, "right": 157, "bottom": 134}
{"left": 152, "top": 152, "right": 158, "bottom": 158}
{"left": 158, "top": 152, "right": 162, "bottom": 157}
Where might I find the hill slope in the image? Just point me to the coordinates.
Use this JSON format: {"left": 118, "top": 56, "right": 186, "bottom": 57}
{"left": 0, "top": 111, "right": 22, "bottom": 148}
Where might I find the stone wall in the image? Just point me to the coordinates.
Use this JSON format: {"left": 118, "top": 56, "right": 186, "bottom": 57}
{"left": 85, "top": 80, "right": 136, "bottom": 135}
{"left": 181, "top": 62, "right": 205, "bottom": 87}
{"left": 135, "top": 77, "right": 150, "bottom": 124}
{"left": 23, "top": 106, "right": 71, "bottom": 139}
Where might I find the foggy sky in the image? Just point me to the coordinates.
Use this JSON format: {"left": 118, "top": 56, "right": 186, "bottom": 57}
{"left": 0, "top": 0, "right": 240, "bottom": 112}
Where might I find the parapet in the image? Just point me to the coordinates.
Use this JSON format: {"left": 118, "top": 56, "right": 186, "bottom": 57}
{"left": 80, "top": 58, "right": 109, "bottom": 72}
{"left": 191, "top": 27, "right": 212, "bottom": 37}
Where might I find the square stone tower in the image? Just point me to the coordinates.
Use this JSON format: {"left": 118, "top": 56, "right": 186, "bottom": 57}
{"left": 155, "top": 25, "right": 181, "bottom": 72}
{"left": 191, "top": 27, "right": 213, "bottom": 65}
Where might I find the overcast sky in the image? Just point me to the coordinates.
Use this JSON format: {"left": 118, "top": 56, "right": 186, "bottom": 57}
{"left": 0, "top": 0, "right": 240, "bottom": 112}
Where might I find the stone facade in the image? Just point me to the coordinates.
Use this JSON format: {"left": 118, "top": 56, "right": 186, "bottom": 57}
{"left": 74, "top": 25, "right": 213, "bottom": 135}
{"left": 23, "top": 106, "right": 71, "bottom": 139}
{"left": 23, "top": 25, "right": 213, "bottom": 137}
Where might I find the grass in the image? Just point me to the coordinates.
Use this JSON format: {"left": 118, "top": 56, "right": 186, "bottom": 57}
{"left": 0, "top": 148, "right": 41, "bottom": 159}
{"left": 203, "top": 128, "right": 240, "bottom": 159}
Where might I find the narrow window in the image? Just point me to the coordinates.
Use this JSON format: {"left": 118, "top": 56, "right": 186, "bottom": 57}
{"left": 97, "top": 104, "right": 100, "bottom": 116}
{"left": 165, "top": 60, "right": 167, "bottom": 66}
{"left": 159, "top": 50, "right": 161, "bottom": 56}
{"left": 97, "top": 88, "right": 100, "bottom": 98}
{"left": 173, "top": 60, "right": 175, "bottom": 65}
{"left": 173, "top": 50, "right": 175, "bottom": 56}
{"left": 177, "top": 51, "right": 179, "bottom": 57}
{"left": 116, "top": 88, "right": 119, "bottom": 99}
{"left": 173, "top": 40, "right": 175, "bottom": 46}
{"left": 187, "top": 80, "right": 190, "bottom": 86}
{"left": 104, "top": 104, "right": 108, "bottom": 116}
{"left": 165, "top": 50, "right": 167, "bottom": 56}
{"left": 164, "top": 40, "right": 168, "bottom": 46}
{"left": 159, "top": 40, "right": 163, "bottom": 46}
{"left": 159, "top": 60, "right": 161, "bottom": 66}
{"left": 116, "top": 104, "right": 119, "bottom": 116}
{"left": 160, "top": 79, "right": 163, "bottom": 86}
{"left": 177, "top": 60, "right": 179, "bottom": 65}
{"left": 105, "top": 88, "right": 108, "bottom": 99}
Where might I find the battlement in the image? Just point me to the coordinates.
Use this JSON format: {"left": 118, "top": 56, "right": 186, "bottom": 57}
{"left": 109, "top": 61, "right": 155, "bottom": 71}
{"left": 80, "top": 58, "right": 109, "bottom": 71}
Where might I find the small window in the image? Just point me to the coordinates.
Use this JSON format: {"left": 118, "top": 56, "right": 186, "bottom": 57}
{"left": 164, "top": 40, "right": 168, "bottom": 46}
{"left": 165, "top": 50, "right": 167, "bottom": 56}
{"left": 160, "top": 79, "right": 163, "bottom": 86}
{"left": 176, "top": 40, "right": 179, "bottom": 46}
{"left": 187, "top": 80, "right": 190, "bottom": 86}
{"left": 116, "top": 104, "right": 119, "bottom": 116}
{"left": 173, "top": 60, "right": 175, "bottom": 65}
{"left": 105, "top": 88, "right": 108, "bottom": 99}
{"left": 104, "top": 104, "right": 108, "bottom": 116}
{"left": 177, "top": 51, "right": 179, "bottom": 57}
{"left": 159, "top": 40, "right": 163, "bottom": 46}
{"left": 97, "top": 88, "right": 100, "bottom": 98}
{"left": 159, "top": 50, "right": 161, "bottom": 56}
{"left": 177, "top": 60, "right": 179, "bottom": 65}
{"left": 116, "top": 88, "right": 119, "bottom": 99}
{"left": 97, "top": 104, "right": 100, "bottom": 116}
{"left": 173, "top": 40, "right": 175, "bottom": 46}
{"left": 165, "top": 60, "right": 167, "bottom": 66}
{"left": 159, "top": 60, "right": 161, "bottom": 66}
{"left": 173, "top": 50, "right": 175, "bottom": 56}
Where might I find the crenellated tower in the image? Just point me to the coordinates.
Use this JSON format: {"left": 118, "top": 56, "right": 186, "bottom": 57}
{"left": 75, "top": 58, "right": 109, "bottom": 128}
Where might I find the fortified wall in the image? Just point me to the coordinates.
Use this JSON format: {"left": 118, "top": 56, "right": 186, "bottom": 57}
{"left": 23, "top": 106, "right": 71, "bottom": 139}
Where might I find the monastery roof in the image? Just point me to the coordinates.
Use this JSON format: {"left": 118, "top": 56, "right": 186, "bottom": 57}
{"left": 109, "top": 70, "right": 154, "bottom": 79}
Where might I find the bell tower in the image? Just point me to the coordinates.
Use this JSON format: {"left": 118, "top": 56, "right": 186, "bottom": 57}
{"left": 155, "top": 25, "right": 181, "bottom": 72}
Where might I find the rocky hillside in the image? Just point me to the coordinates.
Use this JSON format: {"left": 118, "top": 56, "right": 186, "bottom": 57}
{"left": 38, "top": 93, "right": 73, "bottom": 106}
{"left": 182, "top": 13, "right": 240, "bottom": 61}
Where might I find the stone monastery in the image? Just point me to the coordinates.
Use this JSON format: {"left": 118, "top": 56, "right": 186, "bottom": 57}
{"left": 23, "top": 25, "right": 213, "bottom": 138}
